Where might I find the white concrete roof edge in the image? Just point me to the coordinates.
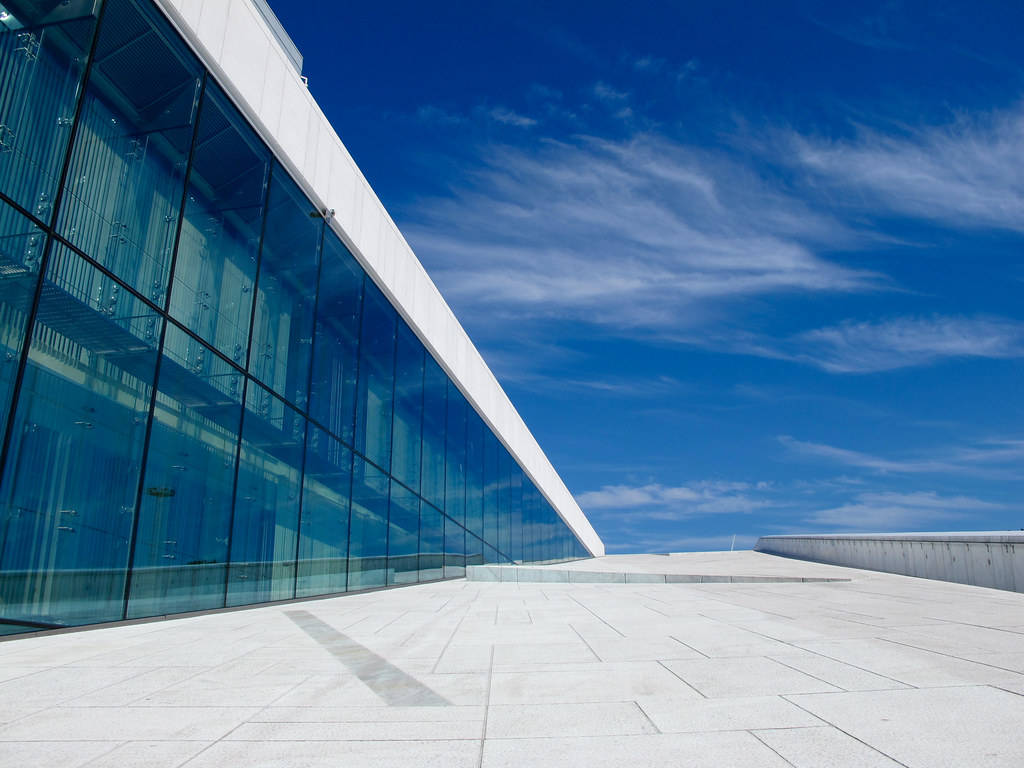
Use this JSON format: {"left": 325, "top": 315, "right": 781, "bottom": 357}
{"left": 151, "top": 0, "right": 604, "bottom": 556}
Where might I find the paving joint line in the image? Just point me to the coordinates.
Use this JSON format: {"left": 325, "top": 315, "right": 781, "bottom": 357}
{"left": 779, "top": 694, "right": 914, "bottom": 768}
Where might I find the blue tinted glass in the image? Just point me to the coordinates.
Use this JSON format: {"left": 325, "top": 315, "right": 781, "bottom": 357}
{"left": 443, "top": 516, "right": 465, "bottom": 578}
{"left": 387, "top": 481, "right": 419, "bottom": 585}
{"left": 482, "top": 429, "right": 498, "bottom": 551}
{"left": 466, "top": 533, "right": 483, "bottom": 567}
{"left": 309, "top": 233, "right": 361, "bottom": 444}
{"left": 127, "top": 324, "right": 243, "bottom": 617}
{"left": 498, "top": 450, "right": 511, "bottom": 557}
{"left": 509, "top": 466, "right": 523, "bottom": 562}
{"left": 0, "top": 3, "right": 99, "bottom": 217}
{"left": 168, "top": 82, "right": 268, "bottom": 365}
{"left": 347, "top": 454, "right": 388, "bottom": 589}
{"left": 0, "top": 201, "right": 45, "bottom": 440}
{"left": 391, "top": 322, "right": 422, "bottom": 492}
{"left": 227, "top": 381, "right": 305, "bottom": 606}
{"left": 418, "top": 501, "right": 443, "bottom": 581}
{"left": 249, "top": 167, "right": 321, "bottom": 409}
{"left": 420, "top": 355, "right": 446, "bottom": 509}
{"left": 297, "top": 423, "right": 351, "bottom": 597}
{"left": 354, "top": 281, "right": 395, "bottom": 470}
{"left": 465, "top": 410, "right": 483, "bottom": 539}
{"left": 0, "top": 245, "right": 160, "bottom": 626}
{"left": 484, "top": 543, "right": 499, "bottom": 565}
{"left": 444, "top": 380, "right": 466, "bottom": 527}
{"left": 57, "top": 0, "right": 202, "bottom": 304}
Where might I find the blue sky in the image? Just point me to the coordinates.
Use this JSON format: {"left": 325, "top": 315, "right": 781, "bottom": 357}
{"left": 271, "top": 0, "right": 1024, "bottom": 552}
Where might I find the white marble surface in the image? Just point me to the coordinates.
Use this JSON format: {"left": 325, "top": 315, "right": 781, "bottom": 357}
{"left": 2, "top": 551, "right": 1024, "bottom": 766}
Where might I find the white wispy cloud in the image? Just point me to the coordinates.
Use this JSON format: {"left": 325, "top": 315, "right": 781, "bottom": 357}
{"left": 805, "top": 490, "right": 999, "bottom": 531}
{"left": 486, "top": 107, "right": 538, "bottom": 128}
{"left": 793, "top": 103, "right": 1024, "bottom": 232}
{"left": 759, "top": 315, "right": 1024, "bottom": 373}
{"left": 404, "top": 134, "right": 876, "bottom": 330}
{"left": 577, "top": 481, "right": 772, "bottom": 520}
{"left": 780, "top": 435, "right": 1024, "bottom": 476}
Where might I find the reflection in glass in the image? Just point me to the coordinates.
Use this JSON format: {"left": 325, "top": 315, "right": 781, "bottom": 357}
{"left": 391, "top": 322, "right": 423, "bottom": 492}
{"left": 387, "top": 481, "right": 419, "bottom": 585}
{"left": 309, "top": 234, "right": 361, "bottom": 444}
{"left": 420, "top": 354, "right": 446, "bottom": 510}
{"left": 443, "top": 515, "right": 465, "bottom": 578}
{"left": 354, "top": 281, "right": 395, "bottom": 471}
{"left": 168, "top": 82, "right": 268, "bottom": 365}
{"left": 0, "top": 245, "right": 159, "bottom": 625}
{"left": 0, "top": 201, "right": 45, "bottom": 440}
{"left": 57, "top": 0, "right": 202, "bottom": 304}
{"left": 0, "top": 1, "right": 100, "bottom": 217}
{"left": 465, "top": 410, "right": 483, "bottom": 539}
{"left": 249, "top": 167, "right": 320, "bottom": 409}
{"left": 348, "top": 454, "right": 388, "bottom": 589}
{"left": 419, "top": 501, "right": 443, "bottom": 581}
{"left": 297, "top": 423, "right": 351, "bottom": 597}
{"left": 445, "top": 381, "right": 467, "bottom": 528}
{"left": 127, "top": 324, "right": 243, "bottom": 617}
{"left": 483, "top": 428, "right": 498, "bottom": 550}
{"left": 227, "top": 381, "right": 305, "bottom": 606}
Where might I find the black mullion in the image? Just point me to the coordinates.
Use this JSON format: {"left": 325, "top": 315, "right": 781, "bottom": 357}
{"left": 221, "top": 159, "right": 275, "bottom": 607}
{"left": 121, "top": 70, "right": 209, "bottom": 617}
{"left": 341, "top": 272, "right": 366, "bottom": 593}
{"left": 290, "top": 217, "right": 327, "bottom": 599}
{"left": 0, "top": 0, "right": 109, "bottom": 510}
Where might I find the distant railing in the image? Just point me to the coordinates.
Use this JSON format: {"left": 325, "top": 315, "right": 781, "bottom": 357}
{"left": 249, "top": 0, "right": 303, "bottom": 74}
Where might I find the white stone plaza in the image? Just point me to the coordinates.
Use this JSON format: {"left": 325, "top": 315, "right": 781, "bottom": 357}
{"left": 2, "top": 551, "right": 1023, "bottom": 767}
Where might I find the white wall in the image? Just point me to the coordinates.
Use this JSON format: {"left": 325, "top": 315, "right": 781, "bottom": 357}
{"left": 151, "top": 0, "right": 604, "bottom": 556}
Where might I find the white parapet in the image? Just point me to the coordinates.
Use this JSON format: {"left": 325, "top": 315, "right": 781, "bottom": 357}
{"left": 756, "top": 532, "right": 1024, "bottom": 593}
{"left": 151, "top": 0, "right": 604, "bottom": 556}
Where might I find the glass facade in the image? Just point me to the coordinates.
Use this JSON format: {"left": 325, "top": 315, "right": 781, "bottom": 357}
{"left": 0, "top": 0, "right": 588, "bottom": 634}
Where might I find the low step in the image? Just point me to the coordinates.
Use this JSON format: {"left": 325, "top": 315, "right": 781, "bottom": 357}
{"left": 465, "top": 565, "right": 850, "bottom": 584}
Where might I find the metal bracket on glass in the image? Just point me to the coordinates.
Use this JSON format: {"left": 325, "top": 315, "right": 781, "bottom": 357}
{"left": 15, "top": 31, "right": 39, "bottom": 61}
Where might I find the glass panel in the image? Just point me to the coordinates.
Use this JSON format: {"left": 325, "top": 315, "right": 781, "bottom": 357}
{"left": 309, "top": 232, "right": 361, "bottom": 444}
{"left": 420, "top": 354, "right": 445, "bottom": 509}
{"left": 465, "top": 409, "right": 483, "bottom": 539}
{"left": 509, "top": 465, "right": 523, "bottom": 562}
{"left": 498, "top": 449, "right": 511, "bottom": 558}
{"left": 167, "top": 82, "right": 268, "bottom": 365}
{"left": 127, "top": 324, "right": 242, "bottom": 617}
{"left": 484, "top": 543, "right": 499, "bottom": 565}
{"left": 418, "top": 501, "right": 443, "bottom": 581}
{"left": 248, "top": 166, "right": 320, "bottom": 409}
{"left": 347, "top": 453, "right": 387, "bottom": 590}
{"left": 482, "top": 428, "right": 498, "bottom": 551}
{"left": 466, "top": 533, "right": 483, "bottom": 567}
{"left": 387, "top": 480, "right": 418, "bottom": 585}
{"left": 0, "top": 200, "right": 45, "bottom": 440}
{"left": 390, "top": 321, "right": 422, "bottom": 492}
{"left": 296, "top": 423, "right": 351, "bottom": 597}
{"left": 444, "top": 379, "right": 465, "bottom": 527}
{"left": 227, "top": 381, "right": 305, "bottom": 606}
{"left": 443, "top": 515, "right": 465, "bottom": 578}
{"left": 0, "top": 245, "right": 159, "bottom": 626}
{"left": 57, "top": 0, "right": 202, "bottom": 303}
{"left": 353, "top": 280, "right": 395, "bottom": 470}
{"left": 0, "top": 1, "right": 99, "bottom": 217}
